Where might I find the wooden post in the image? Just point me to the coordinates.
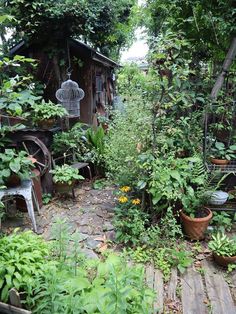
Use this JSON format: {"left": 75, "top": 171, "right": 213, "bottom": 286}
{"left": 211, "top": 37, "right": 236, "bottom": 100}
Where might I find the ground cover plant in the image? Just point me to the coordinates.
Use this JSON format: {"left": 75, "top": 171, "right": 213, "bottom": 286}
{"left": 0, "top": 222, "right": 154, "bottom": 313}
{"left": 114, "top": 187, "right": 192, "bottom": 280}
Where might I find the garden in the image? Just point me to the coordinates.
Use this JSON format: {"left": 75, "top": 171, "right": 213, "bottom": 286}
{"left": 0, "top": 0, "right": 236, "bottom": 313}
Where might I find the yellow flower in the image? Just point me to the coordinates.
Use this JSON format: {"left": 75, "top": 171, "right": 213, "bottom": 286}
{"left": 120, "top": 186, "right": 131, "bottom": 193}
{"left": 118, "top": 196, "right": 128, "bottom": 203}
{"left": 132, "top": 198, "right": 141, "bottom": 205}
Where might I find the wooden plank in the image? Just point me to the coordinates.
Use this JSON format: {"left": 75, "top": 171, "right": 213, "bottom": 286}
{"left": 181, "top": 267, "right": 208, "bottom": 314}
{"left": 0, "top": 302, "right": 31, "bottom": 314}
{"left": 153, "top": 269, "right": 163, "bottom": 313}
{"left": 231, "top": 272, "right": 236, "bottom": 301}
{"left": 167, "top": 268, "right": 178, "bottom": 301}
{"left": 203, "top": 260, "right": 236, "bottom": 314}
{"left": 145, "top": 265, "right": 155, "bottom": 313}
{"left": 145, "top": 264, "right": 154, "bottom": 290}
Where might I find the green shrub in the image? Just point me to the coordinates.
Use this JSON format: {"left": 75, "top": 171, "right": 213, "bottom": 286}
{"left": 0, "top": 221, "right": 154, "bottom": 313}
{"left": 50, "top": 164, "right": 84, "bottom": 184}
{"left": 0, "top": 230, "right": 55, "bottom": 302}
{"left": 104, "top": 99, "right": 152, "bottom": 185}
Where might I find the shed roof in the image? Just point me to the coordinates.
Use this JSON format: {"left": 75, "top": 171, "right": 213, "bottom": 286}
{"left": 9, "top": 38, "right": 119, "bottom": 68}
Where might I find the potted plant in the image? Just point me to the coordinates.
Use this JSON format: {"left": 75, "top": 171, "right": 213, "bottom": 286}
{"left": 50, "top": 164, "right": 84, "bottom": 194}
{"left": 0, "top": 79, "right": 40, "bottom": 126}
{"left": 180, "top": 187, "right": 213, "bottom": 240}
{"left": 0, "top": 149, "right": 35, "bottom": 187}
{"left": 210, "top": 141, "right": 236, "bottom": 165}
{"left": 32, "top": 100, "right": 67, "bottom": 129}
{"left": 209, "top": 233, "right": 236, "bottom": 267}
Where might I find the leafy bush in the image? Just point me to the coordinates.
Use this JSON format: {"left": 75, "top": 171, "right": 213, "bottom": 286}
{"left": 0, "top": 221, "right": 154, "bottom": 313}
{"left": 104, "top": 100, "right": 152, "bottom": 185}
{"left": 211, "top": 211, "right": 233, "bottom": 232}
{"left": 0, "top": 230, "right": 55, "bottom": 302}
{"left": 52, "top": 123, "right": 90, "bottom": 161}
{"left": 32, "top": 100, "right": 67, "bottom": 121}
{"left": 50, "top": 164, "right": 84, "bottom": 185}
{"left": 0, "top": 149, "right": 35, "bottom": 185}
{"left": 209, "top": 233, "right": 236, "bottom": 257}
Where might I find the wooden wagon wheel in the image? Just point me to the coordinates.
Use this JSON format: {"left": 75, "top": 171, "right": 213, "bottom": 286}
{"left": 18, "top": 135, "right": 51, "bottom": 176}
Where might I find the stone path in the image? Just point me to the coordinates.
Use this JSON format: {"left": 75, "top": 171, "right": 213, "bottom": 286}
{"left": 1, "top": 182, "right": 116, "bottom": 259}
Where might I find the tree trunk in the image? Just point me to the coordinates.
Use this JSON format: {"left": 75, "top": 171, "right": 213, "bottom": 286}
{"left": 211, "top": 37, "right": 236, "bottom": 100}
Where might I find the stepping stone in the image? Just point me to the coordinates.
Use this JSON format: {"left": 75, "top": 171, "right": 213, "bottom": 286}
{"left": 86, "top": 238, "right": 101, "bottom": 249}
{"left": 181, "top": 266, "right": 208, "bottom": 314}
{"left": 203, "top": 259, "right": 236, "bottom": 314}
{"left": 81, "top": 248, "right": 98, "bottom": 259}
{"left": 102, "top": 222, "right": 114, "bottom": 231}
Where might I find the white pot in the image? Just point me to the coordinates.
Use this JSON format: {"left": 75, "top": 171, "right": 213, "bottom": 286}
{"left": 208, "top": 191, "right": 228, "bottom": 205}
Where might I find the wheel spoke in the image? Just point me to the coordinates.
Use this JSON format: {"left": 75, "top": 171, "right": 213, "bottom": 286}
{"left": 35, "top": 160, "right": 46, "bottom": 167}
{"left": 32, "top": 148, "right": 41, "bottom": 157}
{"left": 22, "top": 142, "right": 30, "bottom": 155}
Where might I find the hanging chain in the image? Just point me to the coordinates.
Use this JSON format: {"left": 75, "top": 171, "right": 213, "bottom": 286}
{"left": 66, "top": 40, "right": 72, "bottom": 78}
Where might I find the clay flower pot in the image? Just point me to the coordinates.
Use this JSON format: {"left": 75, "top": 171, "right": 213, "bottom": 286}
{"left": 37, "top": 118, "right": 55, "bottom": 129}
{"left": 55, "top": 181, "right": 75, "bottom": 194}
{"left": 7, "top": 116, "right": 26, "bottom": 126}
{"left": 180, "top": 208, "right": 213, "bottom": 240}
{"left": 210, "top": 157, "right": 229, "bottom": 165}
{"left": 5, "top": 174, "right": 21, "bottom": 188}
{"left": 213, "top": 253, "right": 236, "bottom": 267}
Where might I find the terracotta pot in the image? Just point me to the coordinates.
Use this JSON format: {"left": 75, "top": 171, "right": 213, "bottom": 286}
{"left": 213, "top": 253, "right": 236, "bottom": 267}
{"left": 180, "top": 208, "right": 213, "bottom": 240}
{"left": 5, "top": 174, "right": 21, "bottom": 188}
{"left": 6, "top": 116, "right": 26, "bottom": 126}
{"left": 37, "top": 118, "right": 55, "bottom": 129}
{"left": 55, "top": 181, "right": 75, "bottom": 194}
{"left": 210, "top": 158, "right": 230, "bottom": 165}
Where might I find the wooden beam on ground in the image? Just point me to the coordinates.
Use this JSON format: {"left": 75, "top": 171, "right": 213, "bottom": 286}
{"left": 167, "top": 268, "right": 178, "bottom": 301}
{"left": 203, "top": 259, "right": 236, "bottom": 314}
{"left": 153, "top": 269, "right": 163, "bottom": 313}
{"left": 145, "top": 264, "right": 163, "bottom": 313}
{"left": 181, "top": 267, "right": 208, "bottom": 314}
{"left": 0, "top": 302, "right": 31, "bottom": 314}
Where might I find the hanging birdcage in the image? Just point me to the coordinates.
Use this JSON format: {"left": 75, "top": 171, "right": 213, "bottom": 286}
{"left": 55, "top": 79, "right": 85, "bottom": 116}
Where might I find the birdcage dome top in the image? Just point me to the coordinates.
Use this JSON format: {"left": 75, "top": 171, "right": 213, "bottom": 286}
{"left": 61, "top": 79, "right": 79, "bottom": 89}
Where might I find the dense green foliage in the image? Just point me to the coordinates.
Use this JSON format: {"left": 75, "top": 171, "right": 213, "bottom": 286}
{"left": 0, "top": 223, "right": 154, "bottom": 313}
{"left": 1, "top": 0, "right": 137, "bottom": 58}
{"left": 0, "top": 149, "right": 34, "bottom": 185}
{"left": 50, "top": 164, "right": 84, "bottom": 185}
{"left": 209, "top": 233, "right": 236, "bottom": 257}
{"left": 143, "top": 0, "right": 236, "bottom": 63}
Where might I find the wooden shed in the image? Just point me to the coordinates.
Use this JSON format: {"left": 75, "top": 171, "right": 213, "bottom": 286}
{"left": 10, "top": 38, "right": 118, "bottom": 124}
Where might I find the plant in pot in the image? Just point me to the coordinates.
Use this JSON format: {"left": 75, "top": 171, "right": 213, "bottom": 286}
{"left": 210, "top": 141, "right": 236, "bottom": 165}
{"left": 208, "top": 233, "right": 236, "bottom": 267}
{"left": 32, "top": 100, "right": 67, "bottom": 129}
{"left": 180, "top": 187, "right": 213, "bottom": 240}
{"left": 0, "top": 78, "right": 41, "bottom": 126}
{"left": 0, "top": 149, "right": 35, "bottom": 187}
{"left": 50, "top": 164, "right": 84, "bottom": 194}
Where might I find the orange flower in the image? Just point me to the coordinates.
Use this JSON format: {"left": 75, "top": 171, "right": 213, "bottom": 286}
{"left": 132, "top": 198, "right": 141, "bottom": 205}
{"left": 118, "top": 196, "right": 128, "bottom": 203}
{"left": 120, "top": 186, "right": 131, "bottom": 193}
